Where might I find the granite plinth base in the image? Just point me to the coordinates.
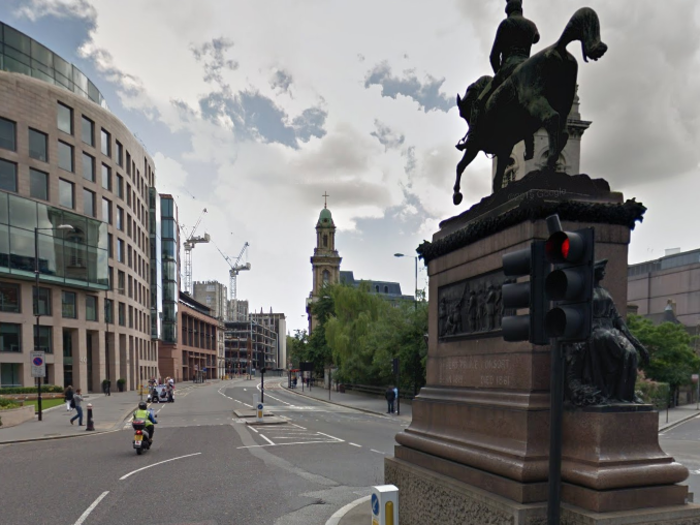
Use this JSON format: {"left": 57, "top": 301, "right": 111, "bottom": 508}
{"left": 385, "top": 456, "right": 700, "bottom": 525}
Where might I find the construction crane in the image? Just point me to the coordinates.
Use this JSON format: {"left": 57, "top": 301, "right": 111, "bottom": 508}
{"left": 214, "top": 241, "right": 251, "bottom": 320}
{"left": 182, "top": 208, "right": 210, "bottom": 294}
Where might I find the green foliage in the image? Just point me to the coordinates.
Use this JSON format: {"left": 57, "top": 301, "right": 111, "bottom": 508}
{"left": 0, "top": 385, "right": 63, "bottom": 395}
{"left": 0, "top": 397, "right": 21, "bottom": 410}
{"left": 287, "top": 329, "right": 308, "bottom": 369}
{"left": 628, "top": 315, "right": 700, "bottom": 403}
{"left": 117, "top": 378, "right": 126, "bottom": 385}
{"left": 635, "top": 371, "right": 670, "bottom": 409}
{"left": 322, "top": 282, "right": 428, "bottom": 395}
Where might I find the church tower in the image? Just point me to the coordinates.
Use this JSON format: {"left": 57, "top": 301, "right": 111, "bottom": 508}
{"left": 306, "top": 193, "right": 342, "bottom": 333}
{"left": 495, "top": 87, "right": 591, "bottom": 187}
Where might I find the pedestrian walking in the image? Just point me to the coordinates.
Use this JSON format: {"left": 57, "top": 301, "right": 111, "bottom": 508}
{"left": 70, "top": 389, "right": 84, "bottom": 426}
{"left": 385, "top": 386, "right": 396, "bottom": 414}
{"left": 64, "top": 385, "right": 74, "bottom": 412}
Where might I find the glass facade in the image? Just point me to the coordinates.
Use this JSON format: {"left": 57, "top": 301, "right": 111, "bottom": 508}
{"left": 0, "top": 23, "right": 109, "bottom": 110}
{"left": 149, "top": 188, "right": 162, "bottom": 340}
{"left": 160, "top": 195, "right": 176, "bottom": 343}
{"left": 0, "top": 191, "right": 108, "bottom": 290}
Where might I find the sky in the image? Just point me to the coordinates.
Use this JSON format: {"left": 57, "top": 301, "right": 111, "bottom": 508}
{"left": 2, "top": 0, "right": 699, "bottom": 335}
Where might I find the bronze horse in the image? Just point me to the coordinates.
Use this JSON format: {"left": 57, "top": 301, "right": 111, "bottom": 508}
{"left": 453, "top": 7, "right": 607, "bottom": 204}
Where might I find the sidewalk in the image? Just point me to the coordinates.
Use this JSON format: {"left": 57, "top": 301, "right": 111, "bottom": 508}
{"left": 280, "top": 380, "right": 412, "bottom": 422}
{"left": 0, "top": 390, "right": 144, "bottom": 444}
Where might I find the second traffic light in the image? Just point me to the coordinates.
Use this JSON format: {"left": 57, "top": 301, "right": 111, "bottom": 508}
{"left": 544, "top": 227, "right": 595, "bottom": 342}
{"left": 501, "top": 241, "right": 549, "bottom": 345}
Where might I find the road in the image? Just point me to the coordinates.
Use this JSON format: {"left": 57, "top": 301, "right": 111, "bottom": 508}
{"left": 0, "top": 378, "right": 406, "bottom": 525}
{"left": 660, "top": 411, "right": 700, "bottom": 499}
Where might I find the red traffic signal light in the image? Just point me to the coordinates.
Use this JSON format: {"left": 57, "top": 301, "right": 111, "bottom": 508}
{"left": 545, "top": 231, "right": 587, "bottom": 264}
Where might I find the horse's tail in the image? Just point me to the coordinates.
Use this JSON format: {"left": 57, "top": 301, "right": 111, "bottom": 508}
{"left": 556, "top": 7, "right": 607, "bottom": 62}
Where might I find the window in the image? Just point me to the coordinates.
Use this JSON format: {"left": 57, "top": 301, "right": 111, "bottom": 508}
{"left": 117, "top": 270, "right": 125, "bottom": 294}
{"left": 0, "top": 283, "right": 20, "bottom": 313}
{"left": 81, "top": 116, "right": 94, "bottom": 146}
{"left": 59, "top": 179, "right": 74, "bottom": 208}
{"left": 28, "top": 129, "right": 48, "bottom": 161}
{"left": 0, "top": 160, "right": 17, "bottom": 192}
{"left": 126, "top": 152, "right": 131, "bottom": 175}
{"left": 116, "top": 206, "right": 123, "bottom": 230}
{"left": 117, "top": 239, "right": 125, "bottom": 263}
{"left": 128, "top": 275, "right": 133, "bottom": 298}
{"left": 101, "top": 164, "right": 111, "bottom": 190}
{"left": 57, "top": 103, "right": 73, "bottom": 134}
{"left": 100, "top": 129, "right": 110, "bottom": 157}
{"left": 83, "top": 188, "right": 95, "bottom": 217}
{"left": 0, "top": 324, "right": 21, "bottom": 352}
{"left": 34, "top": 325, "right": 52, "bottom": 353}
{"left": 118, "top": 302, "right": 125, "bottom": 326}
{"left": 30, "top": 169, "right": 48, "bottom": 200}
{"left": 127, "top": 184, "right": 132, "bottom": 207}
{"left": 82, "top": 153, "right": 95, "bottom": 182}
{"left": 108, "top": 233, "right": 113, "bottom": 258}
{"left": 62, "top": 291, "right": 77, "bottom": 318}
{"left": 105, "top": 298, "right": 113, "bottom": 323}
{"left": 58, "top": 141, "right": 73, "bottom": 172}
{"left": 102, "top": 197, "right": 111, "bottom": 224}
{"left": 116, "top": 175, "right": 124, "bottom": 199}
{"left": 0, "top": 118, "right": 16, "bottom": 151}
{"left": 86, "top": 295, "right": 97, "bottom": 321}
{"left": 116, "top": 141, "right": 123, "bottom": 166}
{"left": 32, "top": 287, "right": 51, "bottom": 315}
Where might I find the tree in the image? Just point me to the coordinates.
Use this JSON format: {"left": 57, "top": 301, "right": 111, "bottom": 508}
{"left": 286, "top": 329, "right": 308, "bottom": 369}
{"left": 306, "top": 288, "right": 335, "bottom": 377}
{"left": 628, "top": 315, "right": 700, "bottom": 406}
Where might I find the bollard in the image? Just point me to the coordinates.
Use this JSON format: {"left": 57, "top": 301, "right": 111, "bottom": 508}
{"left": 85, "top": 403, "right": 95, "bottom": 431}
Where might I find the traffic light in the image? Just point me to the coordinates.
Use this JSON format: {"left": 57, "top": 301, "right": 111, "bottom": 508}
{"left": 501, "top": 241, "right": 549, "bottom": 345}
{"left": 543, "top": 227, "right": 595, "bottom": 342}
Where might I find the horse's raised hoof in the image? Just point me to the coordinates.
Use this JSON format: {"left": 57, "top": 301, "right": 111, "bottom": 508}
{"left": 453, "top": 192, "right": 463, "bottom": 206}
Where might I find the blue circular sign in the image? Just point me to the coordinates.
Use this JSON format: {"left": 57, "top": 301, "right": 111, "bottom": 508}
{"left": 32, "top": 357, "right": 44, "bottom": 366}
{"left": 257, "top": 403, "right": 263, "bottom": 410}
{"left": 371, "top": 494, "right": 379, "bottom": 515}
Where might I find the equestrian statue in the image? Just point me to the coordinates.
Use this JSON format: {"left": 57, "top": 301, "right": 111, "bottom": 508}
{"left": 453, "top": 2, "right": 607, "bottom": 204}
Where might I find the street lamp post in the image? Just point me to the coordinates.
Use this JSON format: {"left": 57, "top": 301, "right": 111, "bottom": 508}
{"left": 394, "top": 253, "right": 418, "bottom": 309}
{"left": 395, "top": 252, "right": 422, "bottom": 397}
{"left": 34, "top": 224, "right": 73, "bottom": 421}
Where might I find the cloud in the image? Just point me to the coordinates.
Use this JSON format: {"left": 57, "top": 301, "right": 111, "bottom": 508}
{"left": 371, "top": 120, "right": 405, "bottom": 151}
{"left": 198, "top": 87, "right": 326, "bottom": 149}
{"left": 364, "top": 61, "right": 453, "bottom": 113}
{"left": 13, "top": 0, "right": 96, "bottom": 23}
{"left": 270, "top": 69, "right": 293, "bottom": 93}
{"left": 190, "top": 37, "right": 238, "bottom": 85}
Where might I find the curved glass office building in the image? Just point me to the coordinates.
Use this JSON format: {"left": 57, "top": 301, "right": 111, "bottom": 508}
{"left": 0, "top": 23, "right": 158, "bottom": 391}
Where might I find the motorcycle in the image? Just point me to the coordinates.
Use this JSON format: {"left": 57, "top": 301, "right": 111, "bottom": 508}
{"left": 132, "top": 411, "right": 157, "bottom": 455}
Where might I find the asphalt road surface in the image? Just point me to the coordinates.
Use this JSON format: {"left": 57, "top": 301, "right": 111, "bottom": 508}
{"left": 660, "top": 411, "right": 700, "bottom": 499}
{"left": 0, "top": 378, "right": 407, "bottom": 525}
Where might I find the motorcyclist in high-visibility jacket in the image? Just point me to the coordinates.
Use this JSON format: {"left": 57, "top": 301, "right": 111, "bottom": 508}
{"left": 132, "top": 401, "right": 157, "bottom": 442}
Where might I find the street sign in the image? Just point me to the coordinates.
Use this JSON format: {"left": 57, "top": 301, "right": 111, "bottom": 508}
{"left": 371, "top": 493, "right": 380, "bottom": 516}
{"left": 692, "top": 374, "right": 699, "bottom": 383}
{"left": 30, "top": 351, "right": 45, "bottom": 378}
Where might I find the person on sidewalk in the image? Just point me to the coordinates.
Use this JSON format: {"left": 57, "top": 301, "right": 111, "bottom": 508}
{"left": 70, "top": 389, "right": 84, "bottom": 426}
{"left": 64, "top": 385, "right": 74, "bottom": 412}
{"left": 385, "top": 386, "right": 396, "bottom": 414}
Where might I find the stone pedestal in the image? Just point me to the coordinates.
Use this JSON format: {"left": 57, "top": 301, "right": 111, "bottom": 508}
{"left": 387, "top": 172, "right": 697, "bottom": 524}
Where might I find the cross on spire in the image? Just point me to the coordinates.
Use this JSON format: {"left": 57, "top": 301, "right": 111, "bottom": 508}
{"left": 322, "top": 191, "right": 330, "bottom": 208}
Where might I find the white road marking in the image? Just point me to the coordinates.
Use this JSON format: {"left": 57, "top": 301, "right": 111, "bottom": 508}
{"left": 316, "top": 432, "right": 344, "bottom": 442}
{"left": 371, "top": 449, "right": 386, "bottom": 455}
{"left": 288, "top": 423, "right": 306, "bottom": 430}
{"left": 259, "top": 434, "right": 275, "bottom": 446}
{"left": 119, "top": 453, "right": 202, "bottom": 480}
{"left": 349, "top": 442, "right": 362, "bottom": 448}
{"left": 73, "top": 491, "right": 109, "bottom": 525}
{"left": 242, "top": 402, "right": 252, "bottom": 408}
{"left": 249, "top": 426, "right": 259, "bottom": 434}
{"left": 263, "top": 393, "right": 292, "bottom": 406}
{"left": 235, "top": 399, "right": 242, "bottom": 403}
{"left": 237, "top": 440, "right": 345, "bottom": 449}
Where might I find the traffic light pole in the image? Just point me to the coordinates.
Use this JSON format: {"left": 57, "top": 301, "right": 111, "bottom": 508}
{"left": 547, "top": 338, "right": 564, "bottom": 525}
